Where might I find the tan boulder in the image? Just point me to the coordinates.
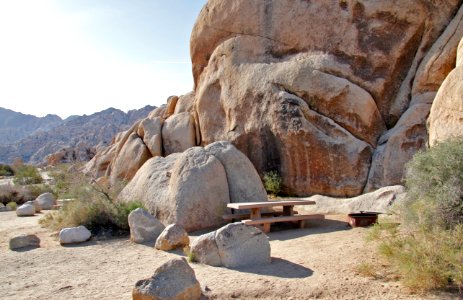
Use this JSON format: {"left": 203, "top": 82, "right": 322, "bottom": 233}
{"left": 109, "top": 132, "right": 151, "bottom": 184}
{"left": 154, "top": 224, "right": 189, "bottom": 251}
{"left": 174, "top": 92, "right": 195, "bottom": 114}
{"left": 365, "top": 95, "right": 431, "bottom": 191}
{"left": 196, "top": 37, "right": 373, "bottom": 197}
{"left": 205, "top": 141, "right": 267, "bottom": 203}
{"left": 428, "top": 66, "right": 463, "bottom": 146}
{"left": 147, "top": 105, "right": 167, "bottom": 119}
{"left": 162, "top": 112, "right": 196, "bottom": 156}
{"left": 119, "top": 147, "right": 229, "bottom": 232}
{"left": 139, "top": 117, "right": 163, "bottom": 157}
{"left": 458, "top": 37, "right": 463, "bottom": 67}
{"left": 132, "top": 258, "right": 201, "bottom": 300}
{"left": 163, "top": 95, "right": 179, "bottom": 119}
{"left": 412, "top": 5, "right": 463, "bottom": 96}
{"left": 83, "top": 143, "right": 117, "bottom": 178}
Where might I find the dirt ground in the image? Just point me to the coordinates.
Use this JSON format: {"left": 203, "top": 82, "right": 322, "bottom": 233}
{"left": 0, "top": 211, "right": 459, "bottom": 300}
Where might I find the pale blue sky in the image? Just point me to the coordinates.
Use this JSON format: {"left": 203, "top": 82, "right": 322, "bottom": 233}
{"left": 0, "top": 0, "right": 207, "bottom": 118}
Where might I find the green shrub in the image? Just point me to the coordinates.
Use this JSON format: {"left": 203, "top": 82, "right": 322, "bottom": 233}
{"left": 6, "top": 202, "right": 17, "bottom": 211}
{"left": 263, "top": 171, "right": 282, "bottom": 196}
{"left": 403, "top": 137, "right": 463, "bottom": 230}
{"left": 370, "top": 138, "right": 463, "bottom": 292}
{"left": 40, "top": 164, "right": 140, "bottom": 235}
{"left": 13, "top": 165, "right": 43, "bottom": 185}
{"left": 0, "top": 164, "right": 14, "bottom": 176}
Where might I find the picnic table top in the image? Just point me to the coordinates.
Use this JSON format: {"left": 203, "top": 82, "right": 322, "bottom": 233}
{"left": 227, "top": 200, "right": 316, "bottom": 210}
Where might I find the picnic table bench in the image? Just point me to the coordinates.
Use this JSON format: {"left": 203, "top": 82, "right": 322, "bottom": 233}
{"left": 226, "top": 200, "right": 323, "bottom": 233}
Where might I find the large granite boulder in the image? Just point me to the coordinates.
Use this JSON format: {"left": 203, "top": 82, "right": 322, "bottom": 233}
{"left": 128, "top": 208, "right": 165, "bottom": 244}
{"left": 9, "top": 234, "right": 40, "bottom": 250}
{"left": 205, "top": 141, "right": 267, "bottom": 203}
{"left": 59, "top": 226, "right": 91, "bottom": 244}
{"left": 132, "top": 258, "right": 201, "bottom": 300}
{"left": 191, "top": 0, "right": 462, "bottom": 196}
{"left": 16, "top": 203, "right": 35, "bottom": 217}
{"left": 162, "top": 112, "right": 196, "bottom": 156}
{"left": 190, "top": 223, "right": 271, "bottom": 268}
{"left": 138, "top": 117, "right": 163, "bottom": 157}
{"left": 154, "top": 224, "right": 189, "bottom": 251}
{"left": 35, "top": 192, "right": 55, "bottom": 210}
{"left": 119, "top": 148, "right": 229, "bottom": 232}
{"left": 428, "top": 65, "right": 463, "bottom": 146}
{"left": 109, "top": 132, "right": 151, "bottom": 185}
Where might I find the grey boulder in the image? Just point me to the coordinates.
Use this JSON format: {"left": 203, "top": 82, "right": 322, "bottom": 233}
{"left": 35, "top": 193, "right": 56, "bottom": 210}
{"left": 9, "top": 234, "right": 40, "bottom": 250}
{"left": 128, "top": 208, "right": 165, "bottom": 244}
{"left": 16, "top": 203, "right": 35, "bottom": 217}
{"left": 190, "top": 223, "right": 271, "bottom": 268}
{"left": 59, "top": 226, "right": 91, "bottom": 244}
{"left": 132, "top": 257, "right": 201, "bottom": 300}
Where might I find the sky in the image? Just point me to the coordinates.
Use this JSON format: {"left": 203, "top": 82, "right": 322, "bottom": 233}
{"left": 0, "top": 0, "right": 207, "bottom": 118}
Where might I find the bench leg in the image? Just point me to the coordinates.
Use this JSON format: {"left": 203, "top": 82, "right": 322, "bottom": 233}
{"left": 262, "top": 223, "right": 271, "bottom": 233}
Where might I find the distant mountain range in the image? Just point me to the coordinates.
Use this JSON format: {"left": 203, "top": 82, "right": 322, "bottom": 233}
{"left": 0, "top": 106, "right": 155, "bottom": 165}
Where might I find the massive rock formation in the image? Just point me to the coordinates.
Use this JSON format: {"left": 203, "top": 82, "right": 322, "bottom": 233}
{"left": 428, "top": 36, "right": 463, "bottom": 146}
{"left": 88, "top": 0, "right": 463, "bottom": 197}
{"left": 191, "top": 0, "right": 463, "bottom": 196}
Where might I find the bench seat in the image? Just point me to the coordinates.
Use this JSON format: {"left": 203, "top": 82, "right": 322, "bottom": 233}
{"left": 242, "top": 214, "right": 325, "bottom": 233}
{"left": 222, "top": 210, "right": 298, "bottom": 221}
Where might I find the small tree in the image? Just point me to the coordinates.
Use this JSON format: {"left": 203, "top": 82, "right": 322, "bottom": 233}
{"left": 263, "top": 171, "right": 282, "bottom": 196}
{"left": 13, "top": 165, "right": 43, "bottom": 185}
{"left": 0, "top": 164, "right": 14, "bottom": 176}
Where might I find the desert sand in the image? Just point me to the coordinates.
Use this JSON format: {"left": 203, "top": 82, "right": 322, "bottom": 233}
{"left": 0, "top": 211, "right": 456, "bottom": 299}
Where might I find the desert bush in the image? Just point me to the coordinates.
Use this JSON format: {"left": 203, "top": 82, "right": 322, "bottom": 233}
{"left": 0, "top": 183, "right": 53, "bottom": 205}
{"left": 6, "top": 202, "right": 17, "bottom": 211}
{"left": 263, "top": 170, "right": 282, "bottom": 196}
{"left": 13, "top": 165, "right": 43, "bottom": 185}
{"left": 403, "top": 137, "right": 463, "bottom": 230}
{"left": 0, "top": 164, "right": 14, "bottom": 176}
{"left": 370, "top": 138, "right": 463, "bottom": 292}
{"left": 40, "top": 164, "right": 142, "bottom": 235}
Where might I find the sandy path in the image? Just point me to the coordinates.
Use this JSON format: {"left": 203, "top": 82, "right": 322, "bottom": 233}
{"left": 0, "top": 212, "right": 457, "bottom": 299}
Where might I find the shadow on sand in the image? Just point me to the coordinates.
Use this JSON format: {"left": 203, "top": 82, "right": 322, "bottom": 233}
{"left": 268, "top": 218, "right": 351, "bottom": 241}
{"left": 231, "top": 257, "right": 313, "bottom": 278}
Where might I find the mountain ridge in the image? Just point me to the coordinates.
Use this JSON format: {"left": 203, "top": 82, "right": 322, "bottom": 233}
{"left": 0, "top": 105, "right": 155, "bottom": 164}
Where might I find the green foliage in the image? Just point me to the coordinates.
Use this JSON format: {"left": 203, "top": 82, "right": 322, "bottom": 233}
{"left": 183, "top": 246, "right": 197, "bottom": 263}
{"left": 369, "top": 138, "right": 463, "bottom": 292}
{"left": 263, "top": 171, "right": 282, "bottom": 196}
{"left": 13, "top": 165, "right": 43, "bottom": 185}
{"left": 404, "top": 138, "right": 463, "bottom": 230}
{"left": 6, "top": 201, "right": 17, "bottom": 211}
{"left": 40, "top": 164, "right": 140, "bottom": 235}
{"left": 0, "top": 164, "right": 14, "bottom": 176}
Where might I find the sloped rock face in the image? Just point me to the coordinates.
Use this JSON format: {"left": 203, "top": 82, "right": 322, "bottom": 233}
{"left": 191, "top": 0, "right": 462, "bottom": 196}
{"left": 428, "top": 64, "right": 463, "bottom": 146}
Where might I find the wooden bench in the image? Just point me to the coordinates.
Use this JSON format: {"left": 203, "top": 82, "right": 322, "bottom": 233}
{"left": 222, "top": 210, "right": 298, "bottom": 221}
{"left": 242, "top": 214, "right": 325, "bottom": 233}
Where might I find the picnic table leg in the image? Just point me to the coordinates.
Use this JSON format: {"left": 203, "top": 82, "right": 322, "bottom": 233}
{"left": 250, "top": 208, "right": 261, "bottom": 219}
{"left": 283, "top": 205, "right": 294, "bottom": 216}
{"left": 263, "top": 223, "right": 271, "bottom": 233}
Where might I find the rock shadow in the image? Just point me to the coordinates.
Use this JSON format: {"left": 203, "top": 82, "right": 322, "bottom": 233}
{"left": 232, "top": 258, "right": 313, "bottom": 279}
{"left": 10, "top": 245, "right": 40, "bottom": 252}
{"left": 268, "top": 218, "right": 351, "bottom": 241}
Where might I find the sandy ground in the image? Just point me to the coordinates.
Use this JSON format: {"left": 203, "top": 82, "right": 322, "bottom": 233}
{"left": 0, "top": 211, "right": 459, "bottom": 300}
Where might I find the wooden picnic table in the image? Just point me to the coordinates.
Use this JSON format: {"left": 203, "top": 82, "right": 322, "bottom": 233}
{"left": 226, "top": 200, "right": 320, "bottom": 233}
